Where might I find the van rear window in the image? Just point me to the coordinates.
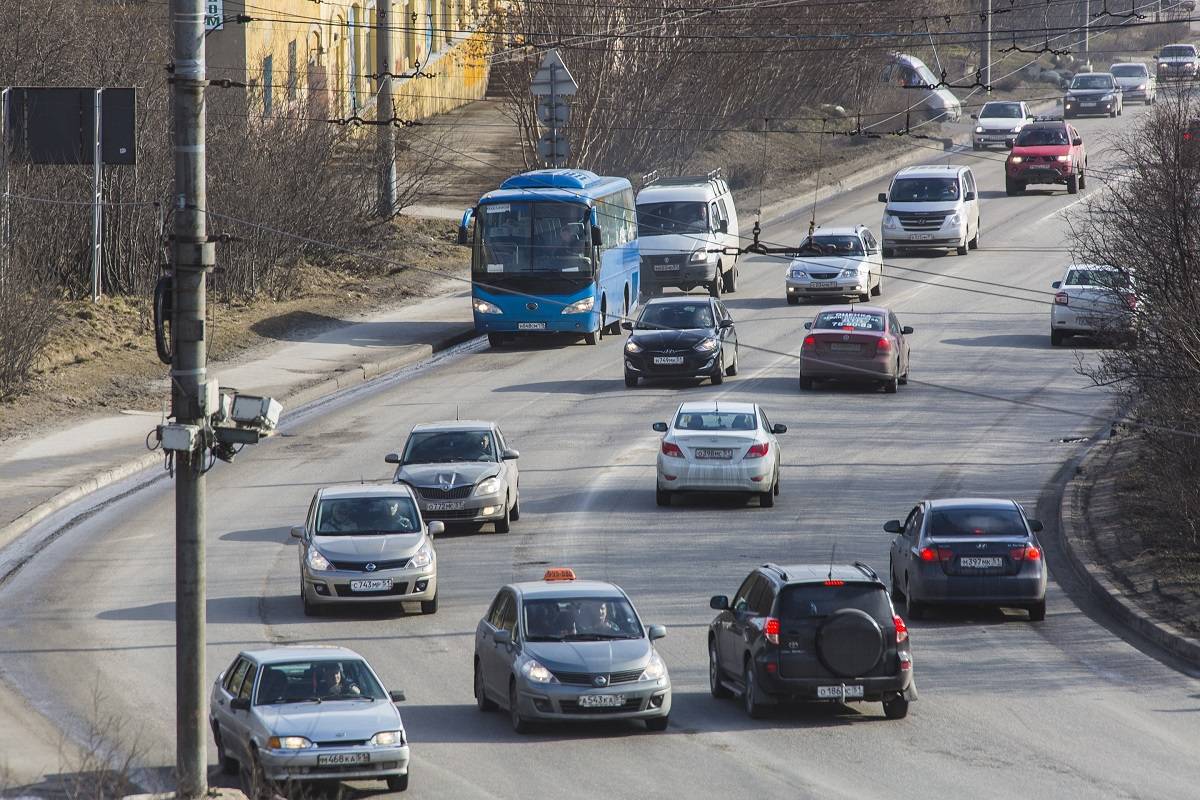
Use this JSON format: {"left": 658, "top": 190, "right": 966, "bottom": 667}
{"left": 778, "top": 583, "right": 890, "bottom": 620}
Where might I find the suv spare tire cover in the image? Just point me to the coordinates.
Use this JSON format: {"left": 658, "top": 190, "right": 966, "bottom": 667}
{"left": 816, "top": 608, "right": 884, "bottom": 678}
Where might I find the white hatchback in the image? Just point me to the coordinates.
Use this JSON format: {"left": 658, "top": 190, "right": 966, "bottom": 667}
{"left": 652, "top": 401, "right": 786, "bottom": 507}
{"left": 1050, "top": 264, "right": 1136, "bottom": 346}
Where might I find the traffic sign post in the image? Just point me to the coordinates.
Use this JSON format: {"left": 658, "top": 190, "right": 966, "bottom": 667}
{"left": 530, "top": 50, "right": 579, "bottom": 168}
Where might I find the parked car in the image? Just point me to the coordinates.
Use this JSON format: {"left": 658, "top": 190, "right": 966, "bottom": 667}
{"left": 708, "top": 562, "right": 916, "bottom": 719}
{"left": 637, "top": 170, "right": 740, "bottom": 298}
{"left": 1050, "top": 264, "right": 1136, "bottom": 346}
{"left": 972, "top": 100, "right": 1034, "bottom": 149}
{"left": 1064, "top": 72, "right": 1123, "bottom": 118}
{"left": 1110, "top": 62, "right": 1156, "bottom": 104}
{"left": 798, "top": 305, "right": 913, "bottom": 393}
{"left": 622, "top": 295, "right": 738, "bottom": 386}
{"left": 878, "top": 164, "right": 981, "bottom": 256}
{"left": 785, "top": 225, "right": 883, "bottom": 305}
{"left": 1005, "top": 119, "right": 1087, "bottom": 195}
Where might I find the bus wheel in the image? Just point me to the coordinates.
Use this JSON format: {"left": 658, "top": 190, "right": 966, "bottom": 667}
{"left": 487, "top": 333, "right": 506, "bottom": 348}
{"left": 584, "top": 328, "right": 602, "bottom": 345}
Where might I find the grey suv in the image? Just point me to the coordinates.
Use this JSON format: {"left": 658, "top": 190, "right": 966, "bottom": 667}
{"left": 708, "top": 562, "right": 916, "bottom": 720}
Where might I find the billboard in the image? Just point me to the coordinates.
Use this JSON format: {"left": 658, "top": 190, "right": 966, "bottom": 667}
{"left": 3, "top": 87, "right": 136, "bottom": 166}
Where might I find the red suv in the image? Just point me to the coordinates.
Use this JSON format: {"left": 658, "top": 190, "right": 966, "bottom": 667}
{"left": 1005, "top": 120, "right": 1087, "bottom": 195}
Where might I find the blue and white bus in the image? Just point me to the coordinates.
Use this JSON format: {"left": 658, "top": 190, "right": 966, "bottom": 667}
{"left": 458, "top": 169, "right": 640, "bottom": 346}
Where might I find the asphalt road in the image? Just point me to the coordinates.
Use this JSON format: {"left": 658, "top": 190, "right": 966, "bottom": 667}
{"left": 2, "top": 105, "right": 1199, "bottom": 800}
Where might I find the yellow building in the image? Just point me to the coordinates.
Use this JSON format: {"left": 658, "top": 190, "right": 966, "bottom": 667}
{"left": 206, "top": 0, "right": 492, "bottom": 121}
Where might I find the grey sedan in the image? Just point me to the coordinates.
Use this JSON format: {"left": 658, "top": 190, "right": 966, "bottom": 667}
{"left": 209, "top": 646, "right": 411, "bottom": 796}
{"left": 473, "top": 569, "right": 672, "bottom": 733}
{"left": 387, "top": 420, "right": 520, "bottom": 532}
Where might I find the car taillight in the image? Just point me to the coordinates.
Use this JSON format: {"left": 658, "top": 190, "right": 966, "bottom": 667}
{"left": 893, "top": 614, "right": 908, "bottom": 644}
{"left": 743, "top": 442, "right": 769, "bottom": 459}
{"left": 824, "top": 579, "right": 844, "bottom": 586}
{"left": 764, "top": 617, "right": 780, "bottom": 645}
{"left": 661, "top": 441, "right": 683, "bottom": 458}
{"left": 918, "top": 547, "right": 937, "bottom": 562}
{"left": 1054, "top": 291, "right": 1069, "bottom": 306}
{"left": 1011, "top": 545, "right": 1042, "bottom": 561}
{"left": 919, "top": 547, "right": 953, "bottom": 562}
{"left": 875, "top": 337, "right": 892, "bottom": 353}
{"left": 802, "top": 335, "right": 816, "bottom": 348}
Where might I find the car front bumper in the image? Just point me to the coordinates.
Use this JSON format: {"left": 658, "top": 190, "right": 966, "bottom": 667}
{"left": 625, "top": 350, "right": 720, "bottom": 379}
{"left": 657, "top": 456, "right": 773, "bottom": 493}
{"left": 258, "top": 743, "right": 410, "bottom": 782}
{"left": 974, "top": 131, "right": 1017, "bottom": 147}
{"left": 474, "top": 310, "right": 599, "bottom": 335}
{"left": 1064, "top": 98, "right": 1116, "bottom": 116}
{"left": 641, "top": 261, "right": 717, "bottom": 290}
{"left": 414, "top": 491, "right": 508, "bottom": 524}
{"left": 303, "top": 566, "right": 437, "bottom": 606}
{"left": 1008, "top": 163, "right": 1074, "bottom": 185}
{"left": 785, "top": 277, "right": 870, "bottom": 299}
{"left": 514, "top": 677, "right": 672, "bottom": 722}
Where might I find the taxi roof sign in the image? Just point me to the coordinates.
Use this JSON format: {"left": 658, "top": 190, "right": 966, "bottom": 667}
{"left": 543, "top": 568, "right": 577, "bottom": 582}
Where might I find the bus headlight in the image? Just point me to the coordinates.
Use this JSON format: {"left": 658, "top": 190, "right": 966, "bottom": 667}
{"left": 473, "top": 298, "right": 503, "bottom": 315}
{"left": 562, "top": 296, "right": 595, "bottom": 314}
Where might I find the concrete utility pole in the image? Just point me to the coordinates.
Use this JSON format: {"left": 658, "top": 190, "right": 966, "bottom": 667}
{"left": 377, "top": 0, "right": 397, "bottom": 217}
{"left": 169, "top": 0, "right": 211, "bottom": 797}
{"left": 983, "top": 0, "right": 992, "bottom": 91}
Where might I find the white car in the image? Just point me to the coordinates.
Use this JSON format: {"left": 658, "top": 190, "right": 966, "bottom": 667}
{"left": 972, "top": 100, "right": 1033, "bottom": 149}
{"left": 785, "top": 225, "right": 883, "bottom": 305}
{"left": 652, "top": 401, "right": 786, "bottom": 507}
{"left": 1050, "top": 264, "right": 1136, "bottom": 346}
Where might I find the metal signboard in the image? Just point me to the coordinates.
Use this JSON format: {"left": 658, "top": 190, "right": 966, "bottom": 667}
{"left": 3, "top": 87, "right": 136, "bottom": 165}
{"left": 205, "top": 0, "right": 224, "bottom": 31}
{"left": 530, "top": 50, "right": 579, "bottom": 97}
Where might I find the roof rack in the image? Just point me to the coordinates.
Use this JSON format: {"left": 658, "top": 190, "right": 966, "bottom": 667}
{"left": 853, "top": 561, "right": 880, "bottom": 581}
{"left": 1032, "top": 114, "right": 1064, "bottom": 122}
{"left": 640, "top": 169, "right": 660, "bottom": 187}
{"left": 650, "top": 168, "right": 725, "bottom": 187}
{"left": 761, "top": 563, "right": 789, "bottom": 581}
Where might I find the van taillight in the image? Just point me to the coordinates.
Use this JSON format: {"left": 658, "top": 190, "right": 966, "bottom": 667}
{"left": 1054, "top": 291, "right": 1069, "bottom": 306}
{"left": 764, "top": 617, "right": 780, "bottom": 645}
{"left": 893, "top": 614, "right": 908, "bottom": 644}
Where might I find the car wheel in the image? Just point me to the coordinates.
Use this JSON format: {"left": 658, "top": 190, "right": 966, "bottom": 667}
{"left": 1005, "top": 178, "right": 1025, "bottom": 196}
{"left": 858, "top": 290, "right": 870, "bottom": 302}
{"left": 420, "top": 594, "right": 438, "bottom": 615}
{"left": 510, "top": 680, "right": 531, "bottom": 734}
{"left": 494, "top": 503, "right": 511, "bottom": 534}
{"left": 1029, "top": 600, "right": 1047, "bottom": 622}
{"left": 882, "top": 695, "right": 910, "bottom": 720}
{"left": 1079, "top": 169, "right": 1087, "bottom": 190}
{"left": 213, "top": 725, "right": 238, "bottom": 774}
{"left": 905, "top": 579, "right": 925, "bottom": 620}
{"left": 743, "top": 660, "right": 766, "bottom": 719}
{"left": 882, "top": 246, "right": 895, "bottom": 258}
{"left": 243, "top": 749, "right": 273, "bottom": 800}
{"left": 969, "top": 225, "right": 980, "bottom": 250}
{"left": 510, "top": 494, "right": 521, "bottom": 521}
{"left": 710, "top": 362, "right": 724, "bottom": 385}
{"left": 302, "top": 587, "right": 321, "bottom": 617}
{"left": 709, "top": 638, "right": 732, "bottom": 698}
{"left": 759, "top": 485, "right": 775, "bottom": 508}
{"left": 709, "top": 273, "right": 722, "bottom": 298}
{"left": 387, "top": 774, "right": 410, "bottom": 792}
{"left": 871, "top": 273, "right": 883, "bottom": 296}
{"left": 486, "top": 333, "right": 506, "bottom": 348}
{"left": 773, "top": 470, "right": 780, "bottom": 496}
{"left": 475, "top": 659, "right": 497, "bottom": 712}
{"left": 786, "top": 294, "right": 800, "bottom": 305}
{"left": 656, "top": 488, "right": 671, "bottom": 507}
{"left": 956, "top": 239, "right": 969, "bottom": 256}
{"left": 723, "top": 263, "right": 738, "bottom": 293}
{"left": 889, "top": 559, "right": 903, "bottom": 602}
{"left": 883, "top": 375, "right": 899, "bottom": 394}
{"left": 726, "top": 349, "right": 739, "bottom": 376}
{"left": 624, "top": 371, "right": 639, "bottom": 388}
{"left": 1066, "top": 174, "right": 1078, "bottom": 194}
{"left": 798, "top": 374, "right": 814, "bottom": 391}
{"left": 972, "top": 142, "right": 981, "bottom": 151}
{"left": 1051, "top": 329, "right": 1066, "bottom": 347}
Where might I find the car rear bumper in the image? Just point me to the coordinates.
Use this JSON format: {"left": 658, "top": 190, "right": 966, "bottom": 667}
{"left": 259, "top": 744, "right": 410, "bottom": 781}
{"left": 911, "top": 572, "right": 1046, "bottom": 605}
{"left": 641, "top": 263, "right": 716, "bottom": 289}
{"left": 303, "top": 569, "right": 437, "bottom": 605}
{"left": 799, "top": 352, "right": 896, "bottom": 381}
{"left": 657, "top": 457, "right": 773, "bottom": 493}
{"left": 515, "top": 678, "right": 672, "bottom": 721}
{"left": 755, "top": 666, "right": 913, "bottom": 702}
{"left": 1051, "top": 305, "right": 1130, "bottom": 334}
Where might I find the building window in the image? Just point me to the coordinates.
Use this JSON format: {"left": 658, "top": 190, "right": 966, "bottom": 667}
{"left": 287, "top": 40, "right": 298, "bottom": 101}
{"left": 262, "top": 54, "right": 273, "bottom": 116}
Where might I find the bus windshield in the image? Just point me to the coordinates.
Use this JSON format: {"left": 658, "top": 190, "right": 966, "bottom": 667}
{"left": 477, "top": 201, "right": 593, "bottom": 275}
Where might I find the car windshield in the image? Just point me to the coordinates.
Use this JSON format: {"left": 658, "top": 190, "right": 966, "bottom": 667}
{"left": 402, "top": 430, "right": 497, "bottom": 464}
{"left": 812, "top": 310, "right": 885, "bottom": 331}
{"left": 673, "top": 410, "right": 758, "bottom": 431}
{"left": 637, "top": 201, "right": 709, "bottom": 236}
{"left": 255, "top": 659, "right": 386, "bottom": 705}
{"left": 477, "top": 200, "right": 593, "bottom": 274}
{"left": 1110, "top": 64, "right": 1147, "bottom": 77}
{"left": 314, "top": 497, "right": 420, "bottom": 535}
{"left": 1071, "top": 75, "right": 1115, "bottom": 90}
{"left": 778, "top": 584, "right": 891, "bottom": 620}
{"left": 1015, "top": 127, "right": 1069, "bottom": 146}
{"left": 636, "top": 302, "right": 714, "bottom": 330}
{"left": 524, "top": 596, "right": 643, "bottom": 641}
{"left": 1161, "top": 46, "right": 1196, "bottom": 58}
{"left": 888, "top": 177, "right": 959, "bottom": 202}
{"left": 1065, "top": 268, "right": 1129, "bottom": 288}
{"left": 796, "top": 235, "right": 864, "bottom": 257}
{"left": 928, "top": 506, "right": 1028, "bottom": 538}
{"left": 980, "top": 102, "right": 1022, "bottom": 118}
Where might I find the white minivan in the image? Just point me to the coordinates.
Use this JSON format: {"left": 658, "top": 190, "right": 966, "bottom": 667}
{"left": 636, "top": 170, "right": 740, "bottom": 298}
{"left": 878, "top": 165, "right": 981, "bottom": 257}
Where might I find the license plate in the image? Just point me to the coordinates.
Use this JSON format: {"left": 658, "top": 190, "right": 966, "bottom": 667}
{"left": 349, "top": 578, "right": 393, "bottom": 592}
{"left": 817, "top": 685, "right": 865, "bottom": 699}
{"left": 653, "top": 264, "right": 679, "bottom": 272}
{"left": 426, "top": 501, "right": 465, "bottom": 511}
{"left": 517, "top": 322, "right": 546, "bottom": 330}
{"left": 695, "top": 448, "right": 733, "bottom": 459}
{"left": 829, "top": 343, "right": 860, "bottom": 352}
{"left": 910, "top": 233, "right": 935, "bottom": 240}
{"left": 317, "top": 752, "right": 370, "bottom": 766}
{"left": 578, "top": 694, "right": 624, "bottom": 708}
{"left": 653, "top": 356, "right": 684, "bottom": 365}
{"left": 960, "top": 557, "right": 1003, "bottom": 569}
{"left": 808, "top": 281, "right": 837, "bottom": 288}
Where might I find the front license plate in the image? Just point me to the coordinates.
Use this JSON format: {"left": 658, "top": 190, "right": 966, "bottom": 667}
{"left": 317, "top": 753, "right": 370, "bottom": 766}
{"left": 653, "top": 356, "right": 685, "bottom": 365}
{"left": 829, "top": 343, "right": 861, "bottom": 352}
{"left": 695, "top": 448, "right": 734, "bottom": 459}
{"left": 349, "top": 578, "right": 393, "bottom": 592}
{"left": 426, "top": 501, "right": 465, "bottom": 511}
{"left": 517, "top": 322, "right": 546, "bottom": 330}
{"left": 1081, "top": 101, "right": 1096, "bottom": 106}
{"left": 578, "top": 694, "right": 625, "bottom": 708}
{"left": 653, "top": 264, "right": 679, "bottom": 272}
{"left": 807, "top": 281, "right": 837, "bottom": 289}
{"left": 909, "top": 233, "right": 935, "bottom": 240}
{"left": 960, "top": 557, "right": 1003, "bottom": 569}
{"left": 817, "top": 685, "right": 865, "bottom": 699}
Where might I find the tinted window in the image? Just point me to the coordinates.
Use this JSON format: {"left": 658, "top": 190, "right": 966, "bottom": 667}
{"left": 637, "top": 201, "right": 709, "bottom": 236}
{"left": 889, "top": 178, "right": 959, "bottom": 202}
{"left": 497, "top": 595, "right": 517, "bottom": 634}
{"left": 796, "top": 235, "right": 865, "bottom": 257}
{"left": 487, "top": 592, "right": 510, "bottom": 628}
{"left": 403, "top": 429, "right": 497, "bottom": 464}
{"left": 749, "top": 580, "right": 775, "bottom": 616}
{"left": 732, "top": 574, "right": 758, "bottom": 611}
{"left": 813, "top": 310, "right": 885, "bottom": 331}
{"left": 637, "top": 302, "right": 714, "bottom": 330}
{"left": 1016, "top": 127, "right": 1069, "bottom": 147}
{"left": 778, "top": 583, "right": 891, "bottom": 621}
{"left": 255, "top": 659, "right": 386, "bottom": 705}
{"left": 523, "top": 596, "right": 642, "bottom": 641}
{"left": 1110, "top": 64, "right": 1148, "bottom": 77}
{"left": 927, "top": 506, "right": 1028, "bottom": 538}
{"left": 980, "top": 102, "right": 1023, "bottom": 118}
{"left": 314, "top": 496, "right": 420, "bottom": 535}
{"left": 674, "top": 410, "right": 757, "bottom": 431}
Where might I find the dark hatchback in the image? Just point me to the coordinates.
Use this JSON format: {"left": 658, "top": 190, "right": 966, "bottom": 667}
{"left": 708, "top": 563, "right": 915, "bottom": 720}
{"left": 622, "top": 296, "right": 738, "bottom": 387}
{"left": 885, "top": 498, "right": 1048, "bottom": 621}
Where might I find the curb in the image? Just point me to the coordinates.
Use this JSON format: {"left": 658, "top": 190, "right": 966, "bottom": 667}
{"left": 1058, "top": 435, "right": 1200, "bottom": 668}
{"left": 0, "top": 327, "right": 480, "bottom": 555}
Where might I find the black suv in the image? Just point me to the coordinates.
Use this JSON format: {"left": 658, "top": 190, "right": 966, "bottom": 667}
{"left": 707, "top": 562, "right": 915, "bottom": 719}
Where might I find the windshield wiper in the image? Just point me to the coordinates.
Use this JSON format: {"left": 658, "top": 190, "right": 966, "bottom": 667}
{"left": 563, "top": 633, "right": 632, "bottom": 641}
{"left": 525, "top": 636, "right": 566, "bottom": 642}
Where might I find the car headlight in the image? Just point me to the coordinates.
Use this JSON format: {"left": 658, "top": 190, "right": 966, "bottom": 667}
{"left": 693, "top": 337, "right": 719, "bottom": 352}
{"left": 409, "top": 543, "right": 433, "bottom": 569}
{"left": 1011, "top": 126, "right": 1023, "bottom": 133}
{"left": 974, "top": 125, "right": 984, "bottom": 134}
{"left": 688, "top": 249, "right": 709, "bottom": 263}
{"left": 1056, "top": 154, "right": 1071, "bottom": 162}
{"left": 521, "top": 659, "right": 558, "bottom": 684}
{"left": 1010, "top": 156, "right": 1023, "bottom": 164}
{"left": 562, "top": 296, "right": 595, "bottom": 314}
{"left": 882, "top": 214, "right": 899, "bottom": 229}
{"left": 639, "top": 651, "right": 668, "bottom": 682}
{"left": 625, "top": 339, "right": 643, "bottom": 354}
{"left": 267, "top": 736, "right": 313, "bottom": 750}
{"left": 368, "top": 730, "right": 405, "bottom": 747}
{"left": 1136, "top": 83, "right": 1147, "bottom": 90}
{"left": 789, "top": 267, "right": 807, "bottom": 279}
{"left": 472, "top": 298, "right": 502, "bottom": 315}
{"left": 945, "top": 213, "right": 963, "bottom": 227}
{"left": 839, "top": 268, "right": 864, "bottom": 279}
{"left": 306, "top": 548, "right": 332, "bottom": 572}
{"left": 475, "top": 476, "right": 502, "bottom": 495}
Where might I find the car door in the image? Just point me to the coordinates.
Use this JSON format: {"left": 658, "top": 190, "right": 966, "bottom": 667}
{"left": 860, "top": 230, "right": 881, "bottom": 288}
{"left": 892, "top": 505, "right": 922, "bottom": 582}
{"left": 494, "top": 427, "right": 517, "bottom": 506}
{"left": 212, "top": 655, "right": 249, "bottom": 736}
{"left": 226, "top": 661, "right": 258, "bottom": 760}
{"left": 963, "top": 170, "right": 979, "bottom": 234}
{"left": 214, "top": 657, "right": 255, "bottom": 759}
{"left": 889, "top": 312, "right": 908, "bottom": 374}
{"left": 720, "top": 574, "right": 760, "bottom": 675}
{"left": 482, "top": 590, "right": 518, "bottom": 698}
{"left": 758, "top": 407, "right": 780, "bottom": 478}
{"left": 715, "top": 300, "right": 736, "bottom": 366}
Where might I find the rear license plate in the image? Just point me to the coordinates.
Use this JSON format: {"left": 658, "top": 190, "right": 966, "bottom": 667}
{"left": 426, "top": 501, "right": 465, "bottom": 511}
{"left": 829, "top": 343, "right": 861, "bottom": 352}
{"left": 349, "top": 578, "right": 393, "bottom": 592}
{"left": 910, "top": 233, "right": 935, "bottom": 240}
{"left": 317, "top": 753, "right": 370, "bottom": 766}
{"left": 817, "top": 685, "right": 865, "bottom": 699}
{"left": 653, "top": 356, "right": 685, "bottom": 365}
{"left": 695, "top": 448, "right": 734, "bottom": 459}
{"left": 578, "top": 694, "right": 625, "bottom": 708}
{"left": 653, "top": 264, "right": 679, "bottom": 272}
{"left": 960, "top": 557, "right": 1003, "bottom": 569}
{"left": 808, "top": 281, "right": 837, "bottom": 288}
{"left": 517, "top": 322, "right": 546, "bottom": 330}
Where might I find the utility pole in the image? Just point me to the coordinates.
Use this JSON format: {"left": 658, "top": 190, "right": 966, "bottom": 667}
{"left": 169, "top": 0, "right": 211, "bottom": 796}
{"left": 377, "top": 0, "right": 397, "bottom": 217}
{"left": 983, "top": 0, "right": 992, "bottom": 91}
{"left": 1084, "top": 0, "right": 1091, "bottom": 67}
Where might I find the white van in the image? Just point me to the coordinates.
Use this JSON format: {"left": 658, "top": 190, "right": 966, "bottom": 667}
{"left": 636, "top": 170, "right": 740, "bottom": 298}
{"left": 877, "top": 165, "right": 981, "bottom": 257}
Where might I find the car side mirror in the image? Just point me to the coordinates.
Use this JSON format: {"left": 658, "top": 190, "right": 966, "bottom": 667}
{"left": 877, "top": 192, "right": 887, "bottom": 203}
{"left": 457, "top": 227, "right": 469, "bottom": 246}
{"left": 289, "top": 526, "right": 304, "bottom": 539}
{"left": 493, "top": 629, "right": 512, "bottom": 645}
{"left": 719, "top": 318, "right": 734, "bottom": 329}
{"left": 427, "top": 520, "right": 444, "bottom": 537}
{"left": 1005, "top": 138, "right": 1015, "bottom": 149}
{"left": 1028, "top": 519, "right": 1044, "bottom": 532}
{"left": 803, "top": 321, "right": 812, "bottom": 330}
{"left": 1052, "top": 280, "right": 1062, "bottom": 289}
{"left": 502, "top": 448, "right": 520, "bottom": 460}
{"left": 647, "top": 624, "right": 667, "bottom": 641}
{"left": 385, "top": 453, "right": 401, "bottom": 464}
{"left": 230, "top": 698, "right": 251, "bottom": 712}
{"left": 772, "top": 423, "right": 787, "bottom": 434}
{"left": 652, "top": 422, "right": 668, "bottom": 432}
{"left": 884, "top": 519, "right": 903, "bottom": 533}
{"left": 1072, "top": 137, "right": 1083, "bottom": 146}
{"left": 621, "top": 321, "right": 633, "bottom": 331}
{"left": 901, "top": 326, "right": 914, "bottom": 335}
{"left": 591, "top": 225, "right": 603, "bottom": 247}
{"left": 389, "top": 690, "right": 406, "bottom": 703}
{"left": 964, "top": 191, "right": 976, "bottom": 201}
{"left": 709, "top": 595, "right": 730, "bottom": 610}
{"left": 718, "top": 219, "right": 729, "bottom": 234}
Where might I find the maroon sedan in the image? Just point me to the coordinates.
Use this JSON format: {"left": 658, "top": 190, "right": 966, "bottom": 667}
{"left": 798, "top": 305, "right": 913, "bottom": 393}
